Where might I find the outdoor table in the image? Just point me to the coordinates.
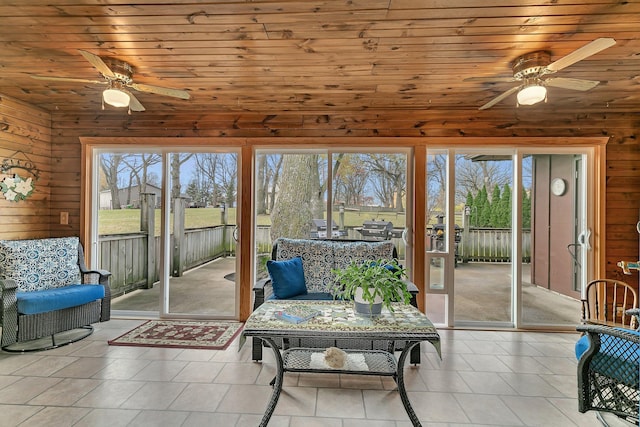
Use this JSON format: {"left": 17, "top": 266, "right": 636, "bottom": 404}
{"left": 241, "top": 300, "right": 441, "bottom": 427}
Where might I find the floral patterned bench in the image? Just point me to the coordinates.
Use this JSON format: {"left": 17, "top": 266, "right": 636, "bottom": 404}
{"left": 0, "top": 237, "right": 111, "bottom": 351}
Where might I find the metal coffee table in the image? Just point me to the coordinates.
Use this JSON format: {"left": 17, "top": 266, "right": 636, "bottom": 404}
{"left": 241, "top": 300, "right": 441, "bottom": 426}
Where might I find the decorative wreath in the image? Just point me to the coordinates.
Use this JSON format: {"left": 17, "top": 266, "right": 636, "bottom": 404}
{"left": 1, "top": 174, "right": 34, "bottom": 202}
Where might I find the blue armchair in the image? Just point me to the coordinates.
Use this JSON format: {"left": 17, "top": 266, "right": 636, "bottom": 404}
{"left": 575, "top": 308, "right": 640, "bottom": 425}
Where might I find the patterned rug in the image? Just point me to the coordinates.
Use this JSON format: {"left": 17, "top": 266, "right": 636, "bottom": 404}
{"left": 108, "top": 320, "right": 244, "bottom": 350}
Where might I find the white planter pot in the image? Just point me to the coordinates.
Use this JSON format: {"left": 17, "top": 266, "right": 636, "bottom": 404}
{"left": 354, "top": 287, "right": 383, "bottom": 316}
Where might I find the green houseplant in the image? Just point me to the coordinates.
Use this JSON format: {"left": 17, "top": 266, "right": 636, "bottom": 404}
{"left": 331, "top": 259, "right": 413, "bottom": 316}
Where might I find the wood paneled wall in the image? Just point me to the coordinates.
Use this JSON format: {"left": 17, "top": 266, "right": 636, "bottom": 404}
{"left": 52, "top": 107, "right": 640, "bottom": 283}
{"left": 2, "top": 94, "right": 637, "bottom": 285}
{"left": 0, "top": 96, "right": 52, "bottom": 240}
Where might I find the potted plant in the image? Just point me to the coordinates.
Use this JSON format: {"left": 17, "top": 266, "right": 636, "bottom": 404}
{"left": 331, "top": 259, "right": 413, "bottom": 316}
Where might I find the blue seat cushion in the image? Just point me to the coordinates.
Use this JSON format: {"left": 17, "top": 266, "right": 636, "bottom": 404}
{"left": 576, "top": 329, "right": 640, "bottom": 388}
{"left": 267, "top": 257, "right": 308, "bottom": 299}
{"left": 17, "top": 285, "right": 105, "bottom": 315}
{"left": 268, "top": 292, "right": 334, "bottom": 301}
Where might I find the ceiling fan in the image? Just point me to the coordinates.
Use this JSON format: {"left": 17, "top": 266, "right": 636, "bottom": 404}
{"left": 31, "top": 50, "right": 190, "bottom": 112}
{"left": 475, "top": 38, "right": 616, "bottom": 110}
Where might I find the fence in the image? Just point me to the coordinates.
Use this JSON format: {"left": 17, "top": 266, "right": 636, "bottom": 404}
{"left": 100, "top": 225, "right": 234, "bottom": 298}
{"left": 101, "top": 225, "right": 529, "bottom": 297}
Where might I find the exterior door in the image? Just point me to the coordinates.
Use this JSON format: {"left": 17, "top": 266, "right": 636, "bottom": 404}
{"left": 424, "top": 148, "right": 592, "bottom": 328}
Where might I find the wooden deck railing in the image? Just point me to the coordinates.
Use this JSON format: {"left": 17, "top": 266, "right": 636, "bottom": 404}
{"left": 101, "top": 226, "right": 530, "bottom": 298}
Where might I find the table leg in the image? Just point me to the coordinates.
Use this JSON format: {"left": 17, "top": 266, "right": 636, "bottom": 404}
{"left": 397, "top": 341, "right": 422, "bottom": 427}
{"left": 258, "top": 337, "right": 284, "bottom": 427}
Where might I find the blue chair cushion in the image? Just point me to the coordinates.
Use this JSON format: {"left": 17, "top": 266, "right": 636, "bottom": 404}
{"left": 576, "top": 328, "right": 640, "bottom": 388}
{"left": 17, "top": 284, "right": 105, "bottom": 315}
{"left": 267, "top": 257, "right": 308, "bottom": 299}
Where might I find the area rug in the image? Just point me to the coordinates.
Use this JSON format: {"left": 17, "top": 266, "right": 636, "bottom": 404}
{"left": 108, "top": 320, "right": 244, "bottom": 350}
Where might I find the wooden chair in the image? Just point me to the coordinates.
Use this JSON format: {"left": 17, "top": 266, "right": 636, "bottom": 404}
{"left": 581, "top": 279, "right": 638, "bottom": 329}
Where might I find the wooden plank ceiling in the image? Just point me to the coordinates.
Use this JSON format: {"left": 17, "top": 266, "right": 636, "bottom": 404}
{"left": 0, "top": 0, "right": 638, "bottom": 115}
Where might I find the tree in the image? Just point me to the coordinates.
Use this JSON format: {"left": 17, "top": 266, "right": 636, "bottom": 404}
{"left": 522, "top": 187, "right": 531, "bottom": 228}
{"left": 170, "top": 153, "right": 193, "bottom": 203}
{"left": 100, "top": 154, "right": 124, "bottom": 209}
{"left": 365, "top": 154, "right": 406, "bottom": 211}
{"left": 333, "top": 154, "right": 368, "bottom": 206}
{"left": 497, "top": 184, "right": 512, "bottom": 227}
{"left": 489, "top": 184, "right": 502, "bottom": 227}
{"left": 477, "top": 185, "right": 491, "bottom": 226}
{"left": 270, "top": 154, "right": 323, "bottom": 240}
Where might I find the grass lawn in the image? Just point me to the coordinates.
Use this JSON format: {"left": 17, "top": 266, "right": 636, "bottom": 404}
{"left": 98, "top": 207, "right": 406, "bottom": 236}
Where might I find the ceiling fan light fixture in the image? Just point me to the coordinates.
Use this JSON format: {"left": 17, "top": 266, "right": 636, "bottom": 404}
{"left": 103, "top": 87, "right": 130, "bottom": 108}
{"left": 517, "top": 84, "right": 547, "bottom": 106}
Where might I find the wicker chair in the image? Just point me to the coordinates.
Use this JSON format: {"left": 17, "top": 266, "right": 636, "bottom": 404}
{"left": 0, "top": 237, "right": 111, "bottom": 352}
{"left": 576, "top": 308, "right": 640, "bottom": 425}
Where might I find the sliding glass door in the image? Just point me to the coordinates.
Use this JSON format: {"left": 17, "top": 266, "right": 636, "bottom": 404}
{"left": 424, "top": 147, "right": 593, "bottom": 329}
{"left": 93, "top": 148, "right": 240, "bottom": 319}
{"left": 254, "top": 148, "right": 411, "bottom": 283}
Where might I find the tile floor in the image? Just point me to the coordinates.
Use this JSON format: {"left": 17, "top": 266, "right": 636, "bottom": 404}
{"left": 0, "top": 319, "right": 618, "bottom": 426}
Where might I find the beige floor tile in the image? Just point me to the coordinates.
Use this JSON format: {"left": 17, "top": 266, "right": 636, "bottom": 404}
{"left": 0, "top": 404, "right": 44, "bottom": 426}
{"left": 216, "top": 383, "right": 272, "bottom": 414}
{"left": 120, "top": 382, "right": 188, "bottom": 410}
{"left": 51, "top": 357, "right": 114, "bottom": 378}
{"left": 19, "top": 406, "right": 91, "bottom": 427}
{"left": 182, "top": 411, "right": 240, "bottom": 426}
{"left": 73, "top": 379, "right": 146, "bottom": 408}
{"left": 290, "top": 415, "right": 342, "bottom": 427}
{"left": 501, "top": 395, "right": 577, "bottom": 426}
{"left": 454, "top": 393, "right": 522, "bottom": 425}
{"left": 316, "top": 387, "right": 365, "bottom": 419}
{"left": 498, "top": 372, "right": 567, "bottom": 397}
{"left": 236, "top": 414, "right": 290, "bottom": 426}
{"left": 168, "top": 382, "right": 230, "bottom": 412}
{"left": 458, "top": 370, "right": 517, "bottom": 394}
{"left": 11, "top": 355, "right": 78, "bottom": 377}
{"left": 418, "top": 369, "right": 472, "bottom": 393}
{"left": 172, "top": 360, "right": 225, "bottom": 382}
{"left": 407, "top": 391, "right": 470, "bottom": 424}
{"left": 273, "top": 385, "right": 317, "bottom": 417}
{"left": 0, "top": 354, "right": 43, "bottom": 375}
{"left": 131, "top": 360, "right": 188, "bottom": 381}
{"left": 28, "top": 377, "right": 101, "bottom": 406}
{"left": 213, "top": 361, "right": 261, "bottom": 384}
{"left": 91, "top": 358, "right": 151, "bottom": 380}
{"left": 0, "top": 377, "right": 63, "bottom": 404}
{"left": 73, "top": 408, "right": 140, "bottom": 427}
{"left": 128, "top": 409, "right": 190, "bottom": 426}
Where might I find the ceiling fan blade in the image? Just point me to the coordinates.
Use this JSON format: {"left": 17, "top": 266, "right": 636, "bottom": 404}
{"left": 545, "top": 77, "right": 601, "bottom": 91}
{"left": 79, "top": 49, "right": 116, "bottom": 78}
{"left": 128, "top": 93, "right": 146, "bottom": 112}
{"left": 546, "top": 38, "right": 616, "bottom": 72}
{"left": 129, "top": 82, "right": 190, "bottom": 100}
{"left": 464, "top": 76, "right": 516, "bottom": 83}
{"left": 478, "top": 86, "right": 521, "bottom": 110}
{"left": 31, "top": 75, "right": 106, "bottom": 85}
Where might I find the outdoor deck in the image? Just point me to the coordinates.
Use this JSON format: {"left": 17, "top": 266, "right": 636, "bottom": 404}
{"left": 111, "top": 257, "right": 582, "bottom": 327}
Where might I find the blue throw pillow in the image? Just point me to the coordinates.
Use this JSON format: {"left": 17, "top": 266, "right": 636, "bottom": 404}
{"left": 267, "top": 257, "right": 308, "bottom": 299}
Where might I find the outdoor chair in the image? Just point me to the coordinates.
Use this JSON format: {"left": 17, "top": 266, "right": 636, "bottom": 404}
{"left": 0, "top": 237, "right": 111, "bottom": 351}
{"left": 581, "top": 279, "right": 638, "bottom": 329}
{"left": 576, "top": 308, "right": 640, "bottom": 425}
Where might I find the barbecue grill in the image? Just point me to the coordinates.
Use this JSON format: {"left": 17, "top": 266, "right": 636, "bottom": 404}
{"left": 309, "top": 219, "right": 347, "bottom": 238}
{"left": 356, "top": 220, "right": 396, "bottom": 240}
